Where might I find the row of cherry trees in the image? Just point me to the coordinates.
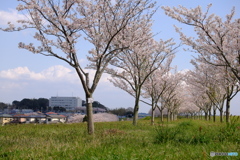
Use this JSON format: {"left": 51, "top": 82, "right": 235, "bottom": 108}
{"left": 1, "top": 1, "right": 239, "bottom": 133}
{"left": 162, "top": 4, "right": 240, "bottom": 123}
{"left": 183, "top": 60, "right": 239, "bottom": 123}
{"left": 145, "top": 60, "right": 239, "bottom": 124}
{"left": 107, "top": 4, "right": 240, "bottom": 125}
{"left": 143, "top": 67, "right": 185, "bottom": 125}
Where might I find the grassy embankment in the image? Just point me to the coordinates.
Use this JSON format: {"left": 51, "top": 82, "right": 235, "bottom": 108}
{"left": 0, "top": 117, "right": 239, "bottom": 160}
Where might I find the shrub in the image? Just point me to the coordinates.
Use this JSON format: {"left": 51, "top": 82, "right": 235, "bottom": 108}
{"left": 154, "top": 122, "right": 180, "bottom": 144}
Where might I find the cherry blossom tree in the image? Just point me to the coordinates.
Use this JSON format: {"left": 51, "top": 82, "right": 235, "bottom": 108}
{"left": 187, "top": 60, "right": 239, "bottom": 122}
{"left": 0, "top": 0, "right": 156, "bottom": 134}
{"left": 220, "top": 67, "right": 239, "bottom": 122}
{"left": 190, "top": 86, "right": 212, "bottom": 121}
{"left": 162, "top": 4, "right": 240, "bottom": 82}
{"left": 160, "top": 71, "right": 183, "bottom": 122}
{"left": 107, "top": 38, "right": 176, "bottom": 125}
{"left": 186, "top": 66, "right": 213, "bottom": 121}
{"left": 178, "top": 97, "right": 200, "bottom": 119}
{"left": 205, "top": 75, "right": 226, "bottom": 122}
{"left": 176, "top": 72, "right": 202, "bottom": 119}
{"left": 189, "top": 62, "right": 217, "bottom": 119}
{"left": 201, "top": 65, "right": 227, "bottom": 122}
{"left": 142, "top": 59, "right": 173, "bottom": 125}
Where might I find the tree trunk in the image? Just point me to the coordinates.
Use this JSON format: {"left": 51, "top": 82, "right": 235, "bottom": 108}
{"left": 219, "top": 99, "right": 224, "bottom": 123}
{"left": 160, "top": 109, "right": 163, "bottom": 122}
{"left": 213, "top": 109, "right": 216, "bottom": 122}
{"left": 208, "top": 109, "right": 211, "bottom": 121}
{"left": 219, "top": 109, "right": 223, "bottom": 123}
{"left": 167, "top": 110, "right": 170, "bottom": 122}
{"left": 133, "top": 96, "right": 140, "bottom": 126}
{"left": 151, "top": 108, "right": 155, "bottom": 125}
{"left": 174, "top": 113, "right": 177, "bottom": 121}
{"left": 200, "top": 111, "right": 203, "bottom": 120}
{"left": 86, "top": 94, "right": 94, "bottom": 135}
{"left": 204, "top": 111, "right": 208, "bottom": 121}
{"left": 133, "top": 89, "right": 141, "bottom": 126}
{"left": 170, "top": 112, "right": 173, "bottom": 121}
{"left": 226, "top": 97, "right": 231, "bottom": 123}
{"left": 133, "top": 104, "right": 139, "bottom": 125}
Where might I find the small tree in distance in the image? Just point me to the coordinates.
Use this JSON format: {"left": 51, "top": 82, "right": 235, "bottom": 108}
{"left": 0, "top": 0, "right": 157, "bottom": 134}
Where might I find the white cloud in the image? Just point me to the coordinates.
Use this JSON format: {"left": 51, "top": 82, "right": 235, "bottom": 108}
{"left": 0, "top": 65, "right": 112, "bottom": 85}
{"left": 0, "top": 9, "right": 26, "bottom": 25}
{"left": 0, "top": 65, "right": 77, "bottom": 82}
{"left": 0, "top": 67, "right": 44, "bottom": 80}
{"left": 41, "top": 65, "right": 75, "bottom": 81}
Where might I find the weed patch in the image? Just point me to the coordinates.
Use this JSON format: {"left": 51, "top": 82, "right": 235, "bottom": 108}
{"left": 154, "top": 118, "right": 240, "bottom": 146}
{"left": 218, "top": 116, "right": 240, "bottom": 143}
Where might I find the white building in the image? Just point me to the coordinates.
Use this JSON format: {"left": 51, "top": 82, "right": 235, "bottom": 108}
{"left": 49, "top": 97, "right": 82, "bottom": 111}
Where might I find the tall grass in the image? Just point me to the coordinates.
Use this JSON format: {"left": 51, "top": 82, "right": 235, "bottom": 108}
{"left": 0, "top": 117, "right": 239, "bottom": 159}
{"left": 154, "top": 119, "right": 240, "bottom": 145}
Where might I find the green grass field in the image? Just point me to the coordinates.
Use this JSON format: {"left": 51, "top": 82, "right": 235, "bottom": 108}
{"left": 0, "top": 117, "right": 239, "bottom": 160}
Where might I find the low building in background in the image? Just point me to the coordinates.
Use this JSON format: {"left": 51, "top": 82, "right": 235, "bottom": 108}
{"left": 49, "top": 96, "right": 82, "bottom": 111}
{"left": 0, "top": 112, "right": 67, "bottom": 125}
{"left": 0, "top": 114, "right": 13, "bottom": 125}
{"left": 46, "top": 114, "right": 67, "bottom": 123}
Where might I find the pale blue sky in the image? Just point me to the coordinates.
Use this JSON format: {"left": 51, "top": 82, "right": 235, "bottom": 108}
{"left": 0, "top": 0, "right": 239, "bottom": 114}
